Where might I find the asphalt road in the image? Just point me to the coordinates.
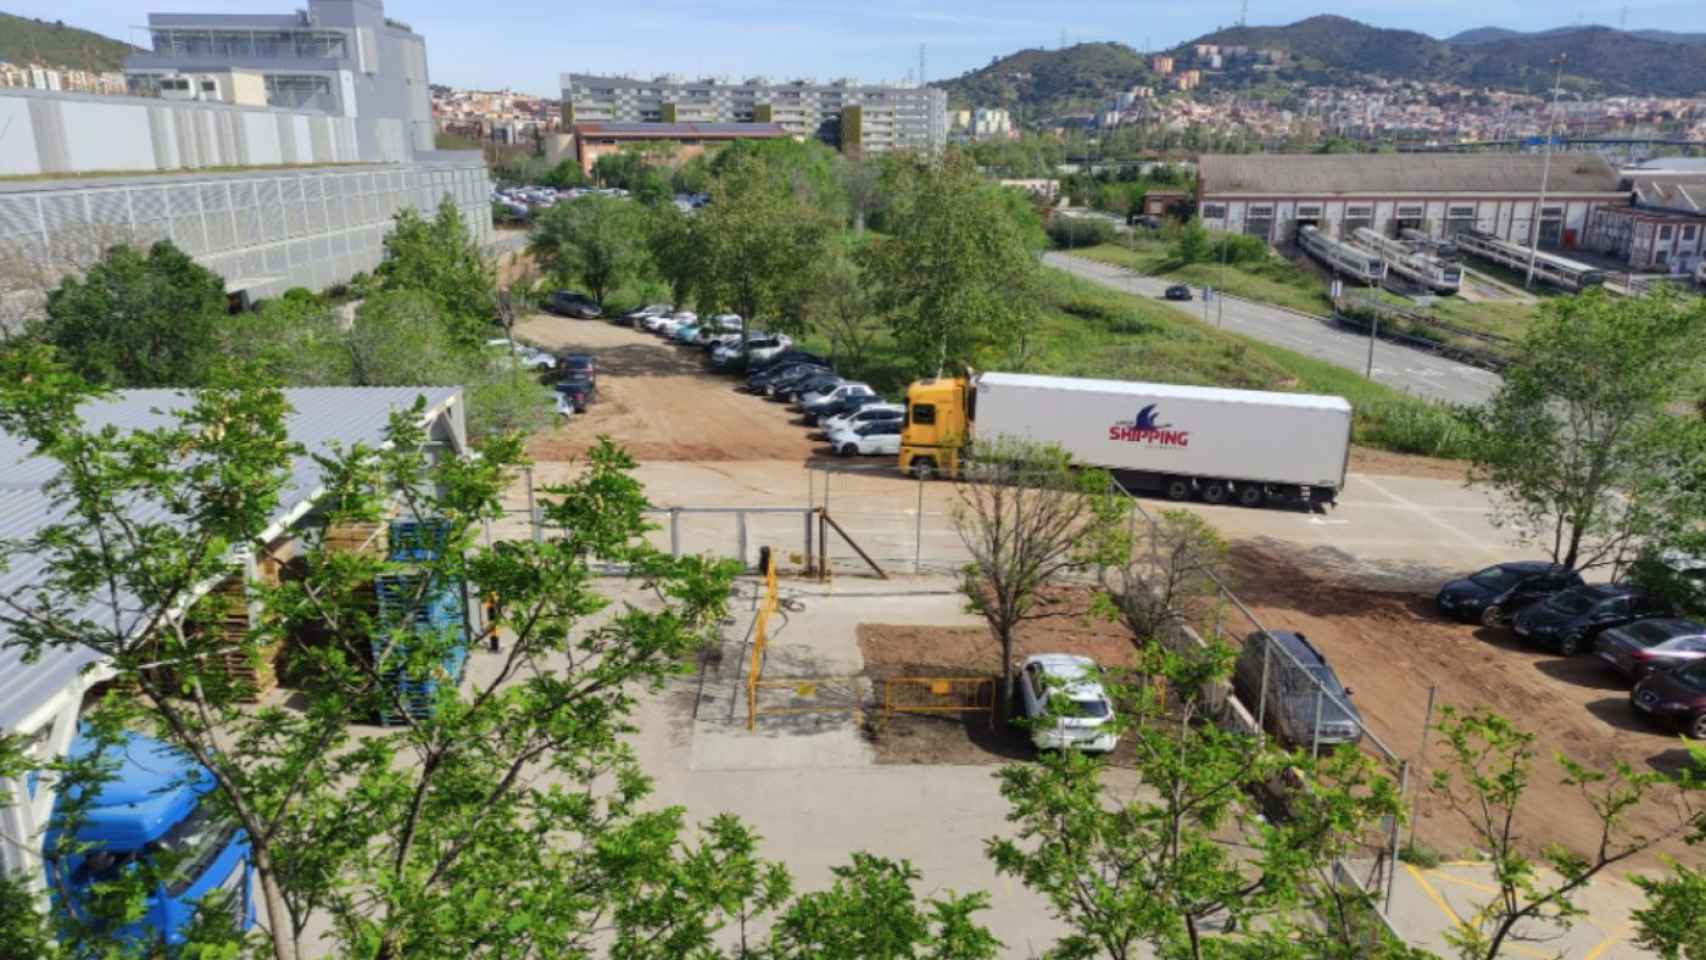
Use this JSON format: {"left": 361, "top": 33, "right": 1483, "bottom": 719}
{"left": 1043, "top": 251, "right": 1501, "bottom": 406}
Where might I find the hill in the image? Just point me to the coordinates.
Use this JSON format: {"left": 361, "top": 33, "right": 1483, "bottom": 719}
{"left": 0, "top": 12, "right": 135, "bottom": 73}
{"left": 934, "top": 42, "right": 1154, "bottom": 118}
{"left": 1448, "top": 25, "right": 1706, "bottom": 47}
{"left": 1189, "top": 16, "right": 1706, "bottom": 97}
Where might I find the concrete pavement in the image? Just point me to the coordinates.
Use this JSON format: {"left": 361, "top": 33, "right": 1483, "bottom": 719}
{"left": 1043, "top": 251, "right": 1501, "bottom": 407}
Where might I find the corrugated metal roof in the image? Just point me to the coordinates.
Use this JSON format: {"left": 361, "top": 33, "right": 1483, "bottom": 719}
{"left": 0, "top": 387, "right": 460, "bottom": 730}
{"left": 1200, "top": 153, "right": 1623, "bottom": 196}
{"left": 1631, "top": 176, "right": 1706, "bottom": 212}
{"left": 572, "top": 121, "right": 790, "bottom": 138}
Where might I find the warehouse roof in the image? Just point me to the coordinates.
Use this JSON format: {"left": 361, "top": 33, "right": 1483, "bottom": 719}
{"left": 572, "top": 121, "right": 790, "bottom": 140}
{"left": 0, "top": 387, "right": 463, "bottom": 732}
{"left": 1199, "top": 153, "right": 1623, "bottom": 196}
{"left": 1630, "top": 175, "right": 1706, "bottom": 212}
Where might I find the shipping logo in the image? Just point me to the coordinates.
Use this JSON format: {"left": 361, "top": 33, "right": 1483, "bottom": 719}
{"left": 1108, "top": 404, "right": 1191, "bottom": 447}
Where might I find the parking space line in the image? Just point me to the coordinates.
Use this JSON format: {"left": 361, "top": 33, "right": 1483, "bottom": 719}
{"left": 1426, "top": 869, "right": 1501, "bottom": 896}
{"left": 1582, "top": 926, "right": 1627, "bottom": 960}
{"left": 1406, "top": 863, "right": 1467, "bottom": 928}
{"left": 1355, "top": 475, "right": 1500, "bottom": 556}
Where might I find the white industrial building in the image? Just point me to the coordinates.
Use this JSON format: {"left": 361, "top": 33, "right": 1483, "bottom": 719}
{"left": 1196, "top": 153, "right": 1629, "bottom": 251}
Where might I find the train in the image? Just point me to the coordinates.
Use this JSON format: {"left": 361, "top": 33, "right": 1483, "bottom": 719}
{"left": 1298, "top": 225, "right": 1388, "bottom": 285}
{"left": 1454, "top": 231, "right": 1606, "bottom": 293}
{"left": 1401, "top": 228, "right": 1459, "bottom": 261}
{"left": 1353, "top": 228, "right": 1463, "bottom": 295}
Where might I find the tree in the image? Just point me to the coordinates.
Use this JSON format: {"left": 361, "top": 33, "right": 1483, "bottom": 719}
{"left": 1467, "top": 290, "right": 1706, "bottom": 570}
{"left": 646, "top": 203, "right": 699, "bottom": 309}
{"left": 951, "top": 437, "right": 1124, "bottom": 706}
{"left": 838, "top": 156, "right": 884, "bottom": 234}
{"left": 1095, "top": 508, "right": 1228, "bottom": 647}
{"left": 988, "top": 642, "right": 1412, "bottom": 960}
{"left": 862, "top": 155, "right": 1044, "bottom": 378}
{"left": 219, "top": 288, "right": 354, "bottom": 385}
{"left": 344, "top": 288, "right": 462, "bottom": 386}
{"left": 377, "top": 198, "right": 495, "bottom": 349}
{"left": 1632, "top": 853, "right": 1706, "bottom": 960}
{"left": 528, "top": 194, "right": 651, "bottom": 305}
{"left": 1428, "top": 707, "right": 1704, "bottom": 960}
{"left": 37, "top": 240, "right": 226, "bottom": 387}
{"left": 804, "top": 249, "right": 884, "bottom": 375}
{"left": 1171, "top": 219, "right": 1211, "bottom": 264}
{"left": 692, "top": 152, "right": 837, "bottom": 338}
{"left": 768, "top": 854, "right": 1001, "bottom": 959}
{"left": 464, "top": 367, "right": 556, "bottom": 441}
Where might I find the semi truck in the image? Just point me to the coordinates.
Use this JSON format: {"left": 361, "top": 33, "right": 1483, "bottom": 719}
{"left": 45, "top": 729, "right": 254, "bottom": 947}
{"left": 898, "top": 372, "right": 1353, "bottom": 508}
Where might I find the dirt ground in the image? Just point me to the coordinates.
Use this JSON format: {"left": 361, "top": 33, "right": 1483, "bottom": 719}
{"left": 1347, "top": 445, "right": 1471, "bottom": 483}
{"left": 513, "top": 314, "right": 821, "bottom": 463}
{"left": 1224, "top": 543, "right": 1699, "bottom": 868}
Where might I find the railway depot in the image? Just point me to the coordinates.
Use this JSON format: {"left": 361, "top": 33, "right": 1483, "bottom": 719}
{"left": 1195, "top": 153, "right": 1627, "bottom": 250}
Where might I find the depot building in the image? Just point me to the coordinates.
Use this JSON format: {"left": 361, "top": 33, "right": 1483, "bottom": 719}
{"left": 1195, "top": 153, "right": 1627, "bottom": 250}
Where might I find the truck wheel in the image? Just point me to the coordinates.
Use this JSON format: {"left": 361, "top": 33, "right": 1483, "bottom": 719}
{"left": 1163, "top": 477, "right": 1192, "bottom": 501}
{"left": 1200, "top": 480, "right": 1229, "bottom": 505}
{"left": 911, "top": 458, "right": 938, "bottom": 481}
{"left": 1236, "top": 484, "right": 1265, "bottom": 508}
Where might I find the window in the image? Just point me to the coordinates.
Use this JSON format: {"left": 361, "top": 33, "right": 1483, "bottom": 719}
{"left": 1660, "top": 224, "right": 1674, "bottom": 240}
{"left": 910, "top": 403, "right": 936, "bottom": 426}
{"left": 1657, "top": 250, "right": 1669, "bottom": 265}
{"left": 1248, "top": 205, "right": 1274, "bottom": 217}
{"left": 1685, "top": 225, "right": 1698, "bottom": 241}
{"left": 1297, "top": 204, "right": 1322, "bottom": 217}
{"left": 1346, "top": 205, "right": 1373, "bottom": 217}
{"left": 1397, "top": 205, "right": 1424, "bottom": 218}
{"left": 1201, "top": 204, "right": 1226, "bottom": 219}
{"left": 1448, "top": 205, "right": 1476, "bottom": 218}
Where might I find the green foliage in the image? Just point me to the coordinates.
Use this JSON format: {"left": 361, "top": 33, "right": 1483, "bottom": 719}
{"left": 0, "top": 12, "right": 132, "bottom": 72}
{"left": 1631, "top": 853, "right": 1706, "bottom": 960}
{"left": 377, "top": 199, "right": 495, "bottom": 349}
{"left": 542, "top": 159, "right": 587, "bottom": 189}
{"left": 708, "top": 138, "right": 849, "bottom": 220}
{"left": 528, "top": 194, "right": 652, "bottom": 304}
{"left": 1398, "top": 844, "right": 1442, "bottom": 868}
{"left": 770, "top": 854, "right": 1001, "bottom": 959}
{"left": 645, "top": 203, "right": 699, "bottom": 308}
{"left": 345, "top": 289, "right": 462, "bottom": 386}
{"left": 1171, "top": 220, "right": 1212, "bottom": 264}
{"left": 965, "top": 134, "right": 1066, "bottom": 178}
{"left": 1467, "top": 289, "right": 1706, "bottom": 570}
{"left": 219, "top": 288, "right": 353, "bottom": 385}
{"left": 1045, "top": 215, "right": 1116, "bottom": 249}
{"left": 464, "top": 366, "right": 557, "bottom": 439}
{"left": 39, "top": 240, "right": 227, "bottom": 387}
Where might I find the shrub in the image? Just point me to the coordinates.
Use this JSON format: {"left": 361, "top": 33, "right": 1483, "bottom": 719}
{"left": 1048, "top": 216, "right": 1117, "bottom": 249}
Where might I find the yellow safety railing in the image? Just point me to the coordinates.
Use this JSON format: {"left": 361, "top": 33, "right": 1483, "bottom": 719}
{"left": 879, "top": 676, "right": 997, "bottom": 730}
{"left": 744, "top": 553, "right": 781, "bottom": 730}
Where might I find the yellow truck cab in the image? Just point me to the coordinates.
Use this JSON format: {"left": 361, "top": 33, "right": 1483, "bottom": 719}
{"left": 898, "top": 377, "right": 970, "bottom": 479}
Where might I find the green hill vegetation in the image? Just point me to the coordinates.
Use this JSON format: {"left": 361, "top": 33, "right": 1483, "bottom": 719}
{"left": 0, "top": 12, "right": 135, "bottom": 72}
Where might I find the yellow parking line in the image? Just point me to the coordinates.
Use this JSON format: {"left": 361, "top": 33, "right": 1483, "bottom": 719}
{"left": 1427, "top": 870, "right": 1503, "bottom": 896}
{"left": 1406, "top": 864, "right": 1466, "bottom": 927}
{"left": 1582, "top": 924, "right": 1629, "bottom": 960}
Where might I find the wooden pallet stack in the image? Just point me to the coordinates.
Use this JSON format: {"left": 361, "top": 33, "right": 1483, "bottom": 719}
{"left": 193, "top": 569, "right": 281, "bottom": 702}
{"left": 323, "top": 520, "right": 389, "bottom": 558}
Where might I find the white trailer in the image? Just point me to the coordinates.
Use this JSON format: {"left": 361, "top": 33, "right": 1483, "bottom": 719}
{"left": 972, "top": 372, "right": 1353, "bottom": 507}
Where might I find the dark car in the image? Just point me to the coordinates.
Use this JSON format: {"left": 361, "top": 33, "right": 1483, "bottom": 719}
{"left": 813, "top": 392, "right": 887, "bottom": 423}
{"left": 1232, "top": 630, "right": 1363, "bottom": 749}
{"left": 763, "top": 365, "right": 832, "bottom": 398}
{"left": 1510, "top": 584, "right": 1670, "bottom": 656}
{"left": 545, "top": 290, "right": 602, "bottom": 319}
{"left": 558, "top": 352, "right": 596, "bottom": 383}
{"left": 1164, "top": 284, "right": 1193, "bottom": 301}
{"left": 1435, "top": 562, "right": 1583, "bottom": 625}
{"left": 752, "top": 349, "right": 827, "bottom": 372}
{"left": 1595, "top": 618, "right": 1706, "bottom": 681}
{"left": 747, "top": 360, "right": 826, "bottom": 393}
{"left": 553, "top": 374, "right": 597, "bottom": 412}
{"left": 1629, "top": 659, "right": 1706, "bottom": 739}
{"left": 775, "top": 373, "right": 841, "bottom": 404}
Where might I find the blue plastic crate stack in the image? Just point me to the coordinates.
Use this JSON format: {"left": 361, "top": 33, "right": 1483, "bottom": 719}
{"left": 372, "top": 519, "right": 466, "bottom": 725}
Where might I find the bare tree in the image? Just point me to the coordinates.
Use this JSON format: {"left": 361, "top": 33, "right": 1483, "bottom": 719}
{"left": 1098, "top": 507, "right": 1229, "bottom": 649}
{"left": 952, "top": 437, "right": 1125, "bottom": 707}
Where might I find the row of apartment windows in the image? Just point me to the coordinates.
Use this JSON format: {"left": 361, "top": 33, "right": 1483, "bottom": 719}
{"left": 150, "top": 28, "right": 348, "bottom": 60}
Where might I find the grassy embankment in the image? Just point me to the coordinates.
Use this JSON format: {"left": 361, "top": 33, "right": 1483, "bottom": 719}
{"left": 792, "top": 266, "right": 1474, "bottom": 460}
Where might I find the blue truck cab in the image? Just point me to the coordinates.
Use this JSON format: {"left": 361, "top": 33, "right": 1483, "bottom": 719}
{"left": 45, "top": 730, "right": 254, "bottom": 946}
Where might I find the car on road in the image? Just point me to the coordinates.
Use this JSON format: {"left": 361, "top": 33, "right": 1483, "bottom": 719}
{"left": 774, "top": 372, "right": 841, "bottom": 404}
{"left": 818, "top": 403, "right": 902, "bottom": 439}
{"left": 1435, "top": 562, "right": 1584, "bottom": 625}
{"left": 1233, "top": 630, "right": 1363, "bottom": 749}
{"left": 1510, "top": 583, "right": 1670, "bottom": 656}
{"left": 546, "top": 290, "right": 602, "bottom": 319}
{"left": 1015, "top": 654, "right": 1120, "bottom": 753}
{"left": 1596, "top": 618, "right": 1706, "bottom": 681}
{"left": 553, "top": 375, "right": 597, "bottom": 413}
{"left": 618, "top": 303, "right": 672, "bottom": 327}
{"left": 1164, "top": 284, "right": 1193, "bottom": 301}
{"left": 828, "top": 418, "right": 903, "bottom": 457}
{"left": 1630, "top": 659, "right": 1706, "bottom": 739}
{"left": 799, "top": 382, "right": 876, "bottom": 419}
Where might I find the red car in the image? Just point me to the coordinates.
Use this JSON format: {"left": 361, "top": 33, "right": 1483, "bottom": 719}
{"left": 1630, "top": 660, "right": 1706, "bottom": 740}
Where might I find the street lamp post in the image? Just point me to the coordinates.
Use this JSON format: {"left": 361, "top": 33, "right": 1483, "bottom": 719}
{"left": 1525, "top": 53, "right": 1568, "bottom": 290}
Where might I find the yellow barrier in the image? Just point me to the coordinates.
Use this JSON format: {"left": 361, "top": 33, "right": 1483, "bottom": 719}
{"left": 745, "top": 554, "right": 781, "bottom": 730}
{"left": 880, "top": 676, "right": 997, "bottom": 730}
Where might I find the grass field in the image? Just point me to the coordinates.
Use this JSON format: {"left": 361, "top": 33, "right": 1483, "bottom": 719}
{"left": 796, "top": 266, "right": 1474, "bottom": 460}
{"left": 1075, "top": 240, "right": 1334, "bottom": 316}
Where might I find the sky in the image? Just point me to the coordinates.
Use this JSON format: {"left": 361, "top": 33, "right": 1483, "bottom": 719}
{"left": 11, "top": 0, "right": 1706, "bottom": 96}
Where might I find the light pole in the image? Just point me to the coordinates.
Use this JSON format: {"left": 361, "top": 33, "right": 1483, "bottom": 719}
{"left": 1525, "top": 53, "right": 1568, "bottom": 290}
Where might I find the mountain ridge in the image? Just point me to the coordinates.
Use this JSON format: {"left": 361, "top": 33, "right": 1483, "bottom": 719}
{"left": 0, "top": 11, "right": 136, "bottom": 73}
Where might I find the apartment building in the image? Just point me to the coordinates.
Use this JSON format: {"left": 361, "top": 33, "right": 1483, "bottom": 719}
{"left": 126, "top": 0, "right": 435, "bottom": 162}
{"left": 561, "top": 73, "right": 947, "bottom": 155}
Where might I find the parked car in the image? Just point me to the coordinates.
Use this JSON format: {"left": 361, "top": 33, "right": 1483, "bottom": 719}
{"left": 1233, "top": 630, "right": 1363, "bottom": 749}
{"left": 828, "top": 418, "right": 902, "bottom": 457}
{"left": 799, "top": 382, "right": 876, "bottom": 420}
{"left": 815, "top": 395, "right": 891, "bottom": 428}
{"left": 485, "top": 338, "right": 556, "bottom": 370}
{"left": 1164, "top": 284, "right": 1193, "bottom": 302}
{"left": 1510, "top": 583, "right": 1670, "bottom": 656}
{"left": 546, "top": 290, "right": 602, "bottom": 319}
{"left": 712, "top": 335, "right": 790, "bottom": 369}
{"left": 706, "top": 313, "right": 743, "bottom": 332}
{"left": 1630, "top": 659, "right": 1706, "bottom": 739}
{"left": 644, "top": 311, "right": 693, "bottom": 334}
{"left": 702, "top": 332, "right": 743, "bottom": 354}
{"left": 1015, "top": 654, "right": 1120, "bottom": 753}
{"left": 1596, "top": 618, "right": 1706, "bottom": 681}
{"left": 672, "top": 323, "right": 701, "bottom": 343}
{"left": 1435, "top": 562, "right": 1584, "bottom": 626}
{"left": 775, "top": 372, "right": 841, "bottom": 404}
{"left": 618, "top": 303, "right": 673, "bottom": 327}
{"left": 553, "top": 375, "right": 597, "bottom": 413}
{"left": 819, "top": 403, "right": 902, "bottom": 439}
{"left": 558, "top": 352, "right": 596, "bottom": 384}
{"left": 746, "top": 360, "right": 824, "bottom": 394}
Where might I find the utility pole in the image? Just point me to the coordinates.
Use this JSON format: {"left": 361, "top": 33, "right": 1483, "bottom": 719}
{"left": 1525, "top": 53, "right": 1568, "bottom": 290}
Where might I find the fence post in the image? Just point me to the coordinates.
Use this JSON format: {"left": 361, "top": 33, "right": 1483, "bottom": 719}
{"left": 1388, "top": 760, "right": 1409, "bottom": 915}
{"left": 914, "top": 474, "right": 925, "bottom": 574}
{"left": 737, "top": 510, "right": 748, "bottom": 570}
{"left": 669, "top": 508, "right": 681, "bottom": 558}
{"left": 1256, "top": 635, "right": 1271, "bottom": 735}
{"left": 1311, "top": 686, "right": 1325, "bottom": 760}
{"left": 804, "top": 509, "right": 815, "bottom": 576}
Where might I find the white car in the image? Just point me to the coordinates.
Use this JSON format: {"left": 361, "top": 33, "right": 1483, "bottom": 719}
{"left": 707, "top": 313, "right": 743, "bottom": 332}
{"left": 820, "top": 403, "right": 903, "bottom": 437}
{"left": 798, "top": 381, "right": 875, "bottom": 413}
{"left": 1017, "top": 654, "right": 1119, "bottom": 753}
{"left": 828, "top": 418, "right": 902, "bottom": 457}
{"left": 484, "top": 338, "right": 556, "bottom": 370}
{"left": 711, "top": 334, "right": 791, "bottom": 367}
